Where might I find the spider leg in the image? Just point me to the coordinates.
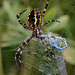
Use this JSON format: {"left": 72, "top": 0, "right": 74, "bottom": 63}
{"left": 41, "top": 0, "right": 49, "bottom": 26}
{"left": 44, "top": 39, "right": 55, "bottom": 57}
{"left": 42, "top": 0, "right": 49, "bottom": 15}
{"left": 41, "top": 20, "right": 60, "bottom": 29}
{"left": 41, "top": 0, "right": 60, "bottom": 29}
{"left": 15, "top": 46, "right": 21, "bottom": 69}
{"left": 39, "top": 36, "right": 54, "bottom": 60}
{"left": 16, "top": 9, "right": 27, "bottom": 25}
{"left": 23, "top": 25, "right": 33, "bottom": 31}
{"left": 16, "top": 9, "right": 33, "bottom": 30}
{"left": 15, "top": 34, "right": 33, "bottom": 71}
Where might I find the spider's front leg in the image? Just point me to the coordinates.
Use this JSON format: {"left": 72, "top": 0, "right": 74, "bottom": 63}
{"left": 16, "top": 9, "right": 33, "bottom": 30}
{"left": 41, "top": 0, "right": 60, "bottom": 29}
{"left": 38, "top": 36, "right": 54, "bottom": 60}
{"left": 42, "top": 0, "right": 49, "bottom": 16}
{"left": 16, "top": 9, "right": 27, "bottom": 25}
{"left": 15, "top": 34, "right": 33, "bottom": 71}
{"left": 41, "top": 20, "right": 60, "bottom": 29}
{"left": 41, "top": 0, "right": 50, "bottom": 25}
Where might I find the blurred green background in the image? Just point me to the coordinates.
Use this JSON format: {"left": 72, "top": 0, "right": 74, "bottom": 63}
{"left": 0, "top": 0, "right": 75, "bottom": 75}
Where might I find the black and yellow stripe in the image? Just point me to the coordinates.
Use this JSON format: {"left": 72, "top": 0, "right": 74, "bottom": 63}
{"left": 27, "top": 9, "right": 41, "bottom": 29}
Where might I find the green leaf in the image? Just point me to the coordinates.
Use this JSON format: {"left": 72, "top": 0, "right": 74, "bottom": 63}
{"left": 3, "top": 1, "right": 17, "bottom": 22}
{"left": 63, "top": 46, "right": 75, "bottom": 65}
{"left": 44, "top": 7, "right": 56, "bottom": 22}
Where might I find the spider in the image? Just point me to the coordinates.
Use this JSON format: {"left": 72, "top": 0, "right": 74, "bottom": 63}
{"left": 15, "top": 0, "right": 60, "bottom": 71}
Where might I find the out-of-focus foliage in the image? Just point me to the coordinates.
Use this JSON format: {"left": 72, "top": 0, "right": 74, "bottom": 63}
{"left": 0, "top": 0, "right": 75, "bottom": 75}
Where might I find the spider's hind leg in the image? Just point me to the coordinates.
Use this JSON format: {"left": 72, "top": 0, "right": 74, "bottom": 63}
{"left": 15, "top": 44, "right": 26, "bottom": 69}
{"left": 39, "top": 37, "right": 54, "bottom": 60}
{"left": 18, "top": 46, "right": 30, "bottom": 71}
{"left": 15, "top": 34, "right": 33, "bottom": 71}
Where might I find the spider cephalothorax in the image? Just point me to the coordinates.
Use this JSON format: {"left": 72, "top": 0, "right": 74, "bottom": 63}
{"left": 27, "top": 8, "right": 42, "bottom": 37}
{"left": 15, "top": 0, "right": 60, "bottom": 71}
{"left": 27, "top": 9, "right": 41, "bottom": 28}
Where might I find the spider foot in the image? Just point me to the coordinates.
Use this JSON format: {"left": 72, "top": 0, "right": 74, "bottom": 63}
{"left": 21, "top": 62, "right": 33, "bottom": 74}
{"left": 55, "top": 20, "right": 61, "bottom": 23}
{"left": 52, "top": 54, "right": 55, "bottom": 58}
{"left": 48, "top": 57, "right": 51, "bottom": 60}
{"left": 15, "top": 56, "right": 20, "bottom": 69}
{"left": 18, "top": 58, "right": 30, "bottom": 72}
{"left": 16, "top": 62, "right": 20, "bottom": 69}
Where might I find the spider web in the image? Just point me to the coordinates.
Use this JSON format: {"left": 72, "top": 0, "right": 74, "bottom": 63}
{"left": 0, "top": 0, "right": 75, "bottom": 75}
